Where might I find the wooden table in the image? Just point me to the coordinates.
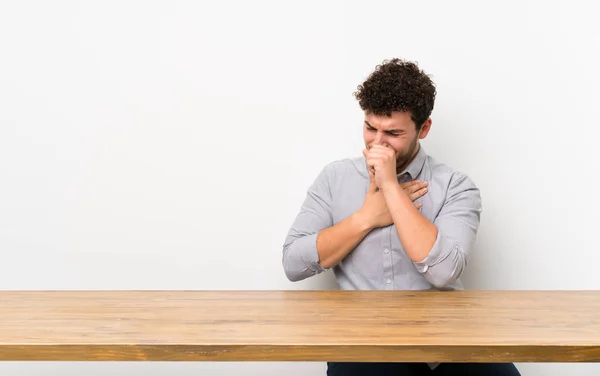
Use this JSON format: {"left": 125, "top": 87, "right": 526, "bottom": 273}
{"left": 1, "top": 290, "right": 599, "bottom": 362}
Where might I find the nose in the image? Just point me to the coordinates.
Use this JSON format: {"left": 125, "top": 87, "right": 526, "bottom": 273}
{"left": 373, "top": 130, "right": 384, "bottom": 145}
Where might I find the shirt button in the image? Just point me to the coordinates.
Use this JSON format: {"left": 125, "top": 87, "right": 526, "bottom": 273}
{"left": 386, "top": 279, "right": 392, "bottom": 284}
{"left": 384, "top": 248, "right": 389, "bottom": 254}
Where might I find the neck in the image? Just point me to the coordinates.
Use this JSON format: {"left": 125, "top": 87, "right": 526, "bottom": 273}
{"left": 396, "top": 142, "right": 420, "bottom": 175}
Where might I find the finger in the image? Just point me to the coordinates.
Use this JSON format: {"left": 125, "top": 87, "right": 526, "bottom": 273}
{"left": 409, "top": 182, "right": 429, "bottom": 194}
{"left": 368, "top": 150, "right": 395, "bottom": 162}
{"left": 367, "top": 146, "right": 389, "bottom": 157}
{"left": 365, "top": 156, "right": 382, "bottom": 171}
{"left": 403, "top": 180, "right": 428, "bottom": 191}
{"left": 371, "top": 143, "right": 392, "bottom": 149}
{"left": 408, "top": 187, "right": 428, "bottom": 201}
{"left": 371, "top": 144, "right": 395, "bottom": 154}
{"left": 400, "top": 180, "right": 422, "bottom": 189}
{"left": 364, "top": 150, "right": 378, "bottom": 172}
{"left": 367, "top": 146, "right": 389, "bottom": 155}
{"left": 415, "top": 202, "right": 423, "bottom": 209}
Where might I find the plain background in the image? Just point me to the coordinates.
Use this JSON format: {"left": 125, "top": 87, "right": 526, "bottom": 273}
{"left": 1, "top": 1, "right": 599, "bottom": 375}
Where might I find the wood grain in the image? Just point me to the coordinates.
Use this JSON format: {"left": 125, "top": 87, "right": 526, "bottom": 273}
{"left": 1, "top": 290, "right": 599, "bottom": 362}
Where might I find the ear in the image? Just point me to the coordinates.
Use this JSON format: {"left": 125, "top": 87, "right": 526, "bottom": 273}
{"left": 418, "top": 118, "right": 432, "bottom": 139}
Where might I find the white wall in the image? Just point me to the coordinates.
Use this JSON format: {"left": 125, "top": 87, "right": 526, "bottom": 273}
{"left": 1, "top": 1, "right": 598, "bottom": 375}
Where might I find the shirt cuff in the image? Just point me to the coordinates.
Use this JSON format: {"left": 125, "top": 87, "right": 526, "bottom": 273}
{"left": 292, "top": 232, "right": 326, "bottom": 273}
{"left": 412, "top": 231, "right": 447, "bottom": 273}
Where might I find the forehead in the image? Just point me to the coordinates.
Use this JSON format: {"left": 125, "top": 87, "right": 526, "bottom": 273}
{"left": 365, "top": 111, "right": 414, "bottom": 130}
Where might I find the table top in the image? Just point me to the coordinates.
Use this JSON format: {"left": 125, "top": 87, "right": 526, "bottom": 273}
{"left": 1, "top": 290, "right": 599, "bottom": 362}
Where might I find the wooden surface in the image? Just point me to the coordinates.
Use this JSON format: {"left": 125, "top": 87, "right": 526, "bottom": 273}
{"left": 1, "top": 290, "right": 599, "bottom": 362}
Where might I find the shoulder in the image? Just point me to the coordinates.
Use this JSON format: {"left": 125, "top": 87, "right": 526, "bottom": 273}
{"left": 424, "top": 154, "right": 480, "bottom": 199}
{"left": 316, "top": 156, "right": 368, "bottom": 182}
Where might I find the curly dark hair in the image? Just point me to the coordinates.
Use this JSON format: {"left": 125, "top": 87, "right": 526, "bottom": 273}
{"left": 353, "top": 58, "right": 437, "bottom": 130}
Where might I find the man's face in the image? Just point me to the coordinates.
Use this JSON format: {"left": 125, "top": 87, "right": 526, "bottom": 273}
{"left": 363, "top": 111, "right": 431, "bottom": 173}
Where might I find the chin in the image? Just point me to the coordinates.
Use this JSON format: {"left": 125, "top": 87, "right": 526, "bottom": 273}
{"left": 395, "top": 156, "right": 409, "bottom": 169}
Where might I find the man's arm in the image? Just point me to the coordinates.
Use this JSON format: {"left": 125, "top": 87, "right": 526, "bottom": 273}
{"left": 383, "top": 172, "right": 482, "bottom": 288}
{"left": 283, "top": 161, "right": 431, "bottom": 282}
{"left": 282, "top": 163, "right": 373, "bottom": 282}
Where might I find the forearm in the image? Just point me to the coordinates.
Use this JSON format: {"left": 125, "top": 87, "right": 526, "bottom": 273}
{"left": 382, "top": 183, "right": 438, "bottom": 262}
{"left": 316, "top": 212, "right": 373, "bottom": 268}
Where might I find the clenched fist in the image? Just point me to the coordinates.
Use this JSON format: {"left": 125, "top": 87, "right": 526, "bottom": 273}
{"left": 362, "top": 145, "right": 398, "bottom": 191}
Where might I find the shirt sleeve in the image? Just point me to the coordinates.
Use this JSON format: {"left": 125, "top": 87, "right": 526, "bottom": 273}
{"left": 412, "top": 172, "right": 482, "bottom": 288}
{"left": 282, "top": 163, "right": 335, "bottom": 282}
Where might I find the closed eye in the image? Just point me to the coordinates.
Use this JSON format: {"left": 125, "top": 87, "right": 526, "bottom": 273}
{"left": 386, "top": 131, "right": 404, "bottom": 137}
{"left": 365, "top": 121, "right": 403, "bottom": 136}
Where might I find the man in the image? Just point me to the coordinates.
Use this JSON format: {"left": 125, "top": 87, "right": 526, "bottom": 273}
{"left": 282, "top": 59, "right": 521, "bottom": 375}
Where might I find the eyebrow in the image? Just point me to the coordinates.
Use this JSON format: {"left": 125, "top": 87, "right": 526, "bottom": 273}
{"left": 364, "top": 121, "right": 404, "bottom": 133}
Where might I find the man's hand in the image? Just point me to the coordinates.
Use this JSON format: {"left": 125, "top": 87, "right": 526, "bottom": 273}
{"left": 356, "top": 172, "right": 428, "bottom": 231}
{"left": 362, "top": 145, "right": 398, "bottom": 190}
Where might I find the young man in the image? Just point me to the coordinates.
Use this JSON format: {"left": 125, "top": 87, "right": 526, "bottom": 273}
{"left": 282, "top": 59, "right": 521, "bottom": 375}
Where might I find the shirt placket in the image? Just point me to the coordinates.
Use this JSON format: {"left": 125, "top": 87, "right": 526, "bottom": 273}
{"left": 382, "top": 173, "right": 410, "bottom": 289}
{"left": 382, "top": 226, "right": 394, "bottom": 290}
